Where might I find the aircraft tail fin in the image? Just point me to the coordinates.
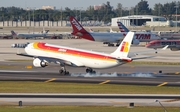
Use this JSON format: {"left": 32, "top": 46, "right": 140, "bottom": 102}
{"left": 89, "top": 28, "right": 94, "bottom": 32}
{"left": 11, "top": 30, "right": 17, "bottom": 36}
{"left": 69, "top": 16, "right": 87, "bottom": 34}
{"left": 45, "top": 30, "right": 49, "bottom": 34}
{"left": 117, "top": 22, "right": 129, "bottom": 32}
{"left": 111, "top": 32, "right": 134, "bottom": 58}
{"left": 69, "top": 16, "right": 95, "bottom": 41}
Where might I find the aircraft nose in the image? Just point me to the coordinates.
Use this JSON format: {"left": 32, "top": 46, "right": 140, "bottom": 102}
{"left": 145, "top": 43, "right": 151, "bottom": 48}
{"left": 25, "top": 43, "right": 32, "bottom": 53}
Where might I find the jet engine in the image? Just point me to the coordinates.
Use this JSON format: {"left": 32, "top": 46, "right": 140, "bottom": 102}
{"left": 132, "top": 39, "right": 140, "bottom": 45}
{"left": 170, "top": 48, "right": 180, "bottom": 51}
{"left": 33, "top": 58, "right": 47, "bottom": 67}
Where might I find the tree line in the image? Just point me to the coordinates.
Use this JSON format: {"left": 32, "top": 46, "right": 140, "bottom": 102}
{"left": 0, "top": 0, "right": 180, "bottom": 22}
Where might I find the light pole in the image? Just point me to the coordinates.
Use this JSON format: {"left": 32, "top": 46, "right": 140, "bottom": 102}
{"left": 74, "top": 7, "right": 83, "bottom": 24}
{"left": 27, "top": 7, "right": 30, "bottom": 33}
{"left": 136, "top": 6, "right": 138, "bottom": 26}
{"left": 155, "top": 100, "right": 168, "bottom": 112}
{"left": 158, "top": 3, "right": 161, "bottom": 31}
{"left": 80, "top": 7, "right": 83, "bottom": 24}
{"left": 61, "top": 7, "right": 63, "bottom": 27}
{"left": 175, "top": 2, "right": 179, "bottom": 32}
{"left": 33, "top": 7, "right": 35, "bottom": 33}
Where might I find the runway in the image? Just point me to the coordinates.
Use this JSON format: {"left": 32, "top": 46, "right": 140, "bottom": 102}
{"left": 0, "top": 65, "right": 180, "bottom": 86}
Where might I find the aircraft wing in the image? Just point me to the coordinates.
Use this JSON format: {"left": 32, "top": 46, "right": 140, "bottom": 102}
{"left": 132, "top": 56, "right": 156, "bottom": 60}
{"left": 17, "top": 53, "right": 34, "bottom": 57}
{"left": 17, "top": 53, "right": 83, "bottom": 66}
{"left": 128, "top": 45, "right": 168, "bottom": 58}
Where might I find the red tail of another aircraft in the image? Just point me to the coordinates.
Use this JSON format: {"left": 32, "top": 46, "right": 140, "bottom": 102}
{"left": 69, "top": 16, "right": 95, "bottom": 41}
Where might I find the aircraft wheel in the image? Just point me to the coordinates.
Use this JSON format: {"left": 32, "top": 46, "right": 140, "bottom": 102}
{"left": 86, "top": 68, "right": 93, "bottom": 73}
{"left": 92, "top": 71, "right": 96, "bottom": 74}
{"left": 108, "top": 43, "right": 114, "bottom": 47}
{"left": 59, "top": 69, "right": 65, "bottom": 75}
{"left": 116, "top": 43, "right": 120, "bottom": 46}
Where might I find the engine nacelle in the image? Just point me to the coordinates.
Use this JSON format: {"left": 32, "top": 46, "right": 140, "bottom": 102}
{"left": 132, "top": 39, "right": 140, "bottom": 45}
{"left": 170, "top": 48, "right": 180, "bottom": 51}
{"left": 33, "top": 58, "right": 47, "bottom": 67}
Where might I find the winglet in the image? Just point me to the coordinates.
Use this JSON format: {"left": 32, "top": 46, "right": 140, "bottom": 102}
{"left": 162, "top": 45, "right": 169, "bottom": 50}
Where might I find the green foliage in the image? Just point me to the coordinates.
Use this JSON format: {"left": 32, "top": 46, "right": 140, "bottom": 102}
{"left": 0, "top": 1, "right": 180, "bottom": 22}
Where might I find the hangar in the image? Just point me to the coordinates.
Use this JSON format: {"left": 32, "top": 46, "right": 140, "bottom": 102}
{"left": 111, "top": 15, "right": 167, "bottom": 27}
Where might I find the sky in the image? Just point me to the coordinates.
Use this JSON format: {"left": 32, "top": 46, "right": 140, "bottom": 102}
{"left": 0, "top": 0, "right": 175, "bottom": 10}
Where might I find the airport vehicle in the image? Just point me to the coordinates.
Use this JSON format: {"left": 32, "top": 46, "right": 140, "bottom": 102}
{"left": 70, "top": 16, "right": 160, "bottom": 46}
{"left": 146, "top": 39, "right": 180, "bottom": 51}
{"left": 17, "top": 32, "right": 166, "bottom": 75}
{"left": 11, "top": 30, "right": 49, "bottom": 39}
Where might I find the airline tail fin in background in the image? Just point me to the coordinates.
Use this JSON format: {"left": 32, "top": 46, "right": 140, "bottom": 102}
{"left": 117, "top": 22, "right": 129, "bottom": 32}
{"left": 11, "top": 30, "right": 17, "bottom": 36}
{"left": 69, "top": 16, "right": 87, "bottom": 34}
{"left": 111, "top": 32, "right": 134, "bottom": 58}
{"left": 44, "top": 30, "right": 49, "bottom": 34}
{"left": 89, "top": 28, "right": 94, "bottom": 32}
{"left": 69, "top": 16, "right": 95, "bottom": 41}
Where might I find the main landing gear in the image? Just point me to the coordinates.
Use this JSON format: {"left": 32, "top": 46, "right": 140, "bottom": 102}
{"left": 108, "top": 43, "right": 114, "bottom": 47}
{"left": 86, "top": 68, "right": 96, "bottom": 74}
{"left": 59, "top": 66, "right": 69, "bottom": 75}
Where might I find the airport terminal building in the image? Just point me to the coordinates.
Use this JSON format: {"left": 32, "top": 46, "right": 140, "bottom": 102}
{"left": 111, "top": 15, "right": 167, "bottom": 27}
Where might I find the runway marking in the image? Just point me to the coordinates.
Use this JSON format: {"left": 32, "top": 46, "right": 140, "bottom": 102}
{"left": 45, "top": 78, "right": 56, "bottom": 83}
{"left": 163, "top": 99, "right": 180, "bottom": 102}
{"left": 99, "top": 80, "right": 110, "bottom": 84}
{"left": 157, "top": 82, "right": 168, "bottom": 87}
{"left": 25, "top": 65, "right": 33, "bottom": 69}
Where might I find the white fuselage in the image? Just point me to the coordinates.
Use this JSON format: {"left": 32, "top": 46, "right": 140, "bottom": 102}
{"left": 25, "top": 43, "right": 124, "bottom": 69}
{"left": 17, "top": 33, "right": 47, "bottom": 38}
{"left": 89, "top": 32, "right": 160, "bottom": 42}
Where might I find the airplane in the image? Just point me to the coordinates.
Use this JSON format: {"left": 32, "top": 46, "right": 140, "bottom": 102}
{"left": 0, "top": 34, "right": 13, "bottom": 39}
{"left": 70, "top": 16, "right": 160, "bottom": 47}
{"left": 17, "top": 32, "right": 167, "bottom": 75}
{"left": 117, "top": 21, "right": 160, "bottom": 42}
{"left": 146, "top": 39, "right": 180, "bottom": 51}
{"left": 158, "top": 31, "right": 180, "bottom": 39}
{"left": 11, "top": 30, "right": 49, "bottom": 39}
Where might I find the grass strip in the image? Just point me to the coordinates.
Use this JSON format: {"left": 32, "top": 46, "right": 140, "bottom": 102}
{"left": 0, "top": 106, "right": 179, "bottom": 112}
{"left": 0, "top": 81, "right": 179, "bottom": 94}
